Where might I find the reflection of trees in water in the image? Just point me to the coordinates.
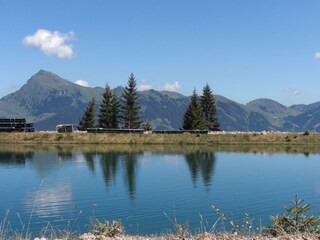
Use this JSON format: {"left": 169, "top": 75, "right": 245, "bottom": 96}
{"left": 121, "top": 152, "right": 139, "bottom": 198}
{"left": 0, "top": 151, "right": 34, "bottom": 165}
{"left": 84, "top": 152, "right": 95, "bottom": 173}
{"left": 57, "top": 151, "right": 74, "bottom": 160}
{"left": 185, "top": 151, "right": 216, "bottom": 187}
{"left": 91, "top": 151, "right": 141, "bottom": 198}
{"left": 100, "top": 152, "right": 119, "bottom": 188}
{"left": 55, "top": 145, "right": 75, "bottom": 160}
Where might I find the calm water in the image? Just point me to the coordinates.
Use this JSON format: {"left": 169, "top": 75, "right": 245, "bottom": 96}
{"left": 0, "top": 144, "right": 320, "bottom": 236}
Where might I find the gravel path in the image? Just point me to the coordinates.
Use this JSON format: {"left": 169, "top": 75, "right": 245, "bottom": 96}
{"left": 56, "top": 233, "right": 320, "bottom": 240}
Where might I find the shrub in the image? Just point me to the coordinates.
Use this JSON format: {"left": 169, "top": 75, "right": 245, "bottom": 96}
{"left": 268, "top": 195, "right": 320, "bottom": 236}
{"left": 303, "top": 130, "right": 310, "bottom": 136}
{"left": 143, "top": 121, "right": 152, "bottom": 131}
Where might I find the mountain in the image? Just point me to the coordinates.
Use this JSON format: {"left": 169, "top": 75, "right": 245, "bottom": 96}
{"left": 0, "top": 70, "right": 190, "bottom": 130}
{"left": 0, "top": 70, "right": 103, "bottom": 130}
{"left": 0, "top": 70, "right": 320, "bottom": 132}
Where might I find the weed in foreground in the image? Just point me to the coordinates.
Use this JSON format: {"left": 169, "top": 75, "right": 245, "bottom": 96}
{"left": 212, "top": 205, "right": 263, "bottom": 236}
{"left": 163, "top": 211, "right": 190, "bottom": 238}
{"left": 90, "top": 219, "right": 124, "bottom": 237}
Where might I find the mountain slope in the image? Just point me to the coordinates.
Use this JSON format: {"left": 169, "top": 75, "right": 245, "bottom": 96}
{"left": 0, "top": 70, "right": 102, "bottom": 127}
{"left": 0, "top": 70, "right": 319, "bottom": 132}
{"left": 246, "top": 98, "right": 300, "bottom": 128}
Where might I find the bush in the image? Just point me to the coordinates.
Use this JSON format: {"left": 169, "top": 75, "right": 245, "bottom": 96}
{"left": 303, "top": 130, "right": 310, "bottom": 136}
{"left": 143, "top": 121, "right": 153, "bottom": 131}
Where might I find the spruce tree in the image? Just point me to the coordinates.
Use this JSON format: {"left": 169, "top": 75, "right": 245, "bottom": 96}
{"left": 98, "top": 84, "right": 119, "bottom": 128}
{"left": 201, "top": 83, "right": 220, "bottom": 130}
{"left": 109, "top": 93, "right": 119, "bottom": 129}
{"left": 183, "top": 89, "right": 206, "bottom": 130}
{"left": 79, "top": 97, "right": 96, "bottom": 130}
{"left": 120, "top": 73, "right": 141, "bottom": 129}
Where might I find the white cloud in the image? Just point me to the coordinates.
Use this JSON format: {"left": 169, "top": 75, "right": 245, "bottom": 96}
{"left": 284, "top": 88, "right": 300, "bottom": 95}
{"left": 163, "top": 81, "right": 181, "bottom": 91}
{"left": 138, "top": 80, "right": 152, "bottom": 91}
{"left": 75, "top": 80, "right": 89, "bottom": 87}
{"left": 23, "top": 29, "right": 75, "bottom": 59}
{"left": 315, "top": 52, "right": 320, "bottom": 60}
{"left": 292, "top": 89, "right": 300, "bottom": 95}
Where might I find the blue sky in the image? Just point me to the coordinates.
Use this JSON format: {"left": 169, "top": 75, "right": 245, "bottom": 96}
{"left": 1, "top": 0, "right": 320, "bottom": 106}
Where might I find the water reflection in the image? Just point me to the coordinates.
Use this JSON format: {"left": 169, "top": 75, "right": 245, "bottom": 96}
{"left": 99, "top": 151, "right": 141, "bottom": 197}
{"left": 24, "top": 181, "right": 73, "bottom": 217}
{"left": 122, "top": 152, "right": 140, "bottom": 197}
{"left": 100, "top": 152, "right": 119, "bottom": 188}
{"left": 0, "top": 144, "right": 317, "bottom": 199}
{"left": 185, "top": 151, "right": 216, "bottom": 187}
{"left": 0, "top": 143, "right": 319, "bottom": 235}
{"left": 0, "top": 151, "right": 33, "bottom": 165}
{"left": 85, "top": 152, "right": 95, "bottom": 174}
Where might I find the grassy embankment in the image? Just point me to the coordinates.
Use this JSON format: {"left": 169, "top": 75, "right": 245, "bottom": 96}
{"left": 0, "top": 131, "right": 319, "bottom": 145}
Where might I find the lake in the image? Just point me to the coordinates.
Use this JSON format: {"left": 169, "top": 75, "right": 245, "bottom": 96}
{"left": 0, "top": 144, "right": 320, "bottom": 236}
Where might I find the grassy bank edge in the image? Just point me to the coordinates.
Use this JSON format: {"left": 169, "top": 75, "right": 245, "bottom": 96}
{"left": 0, "top": 131, "right": 319, "bottom": 145}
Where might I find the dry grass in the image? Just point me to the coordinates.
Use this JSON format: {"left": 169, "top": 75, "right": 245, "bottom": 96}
{"left": 0, "top": 131, "right": 319, "bottom": 146}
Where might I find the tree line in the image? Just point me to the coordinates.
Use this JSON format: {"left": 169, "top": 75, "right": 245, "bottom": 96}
{"left": 79, "top": 74, "right": 220, "bottom": 131}
{"left": 79, "top": 73, "right": 142, "bottom": 130}
{"left": 183, "top": 83, "right": 219, "bottom": 131}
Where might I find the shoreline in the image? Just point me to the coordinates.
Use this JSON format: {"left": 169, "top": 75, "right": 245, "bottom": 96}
{"left": 0, "top": 131, "right": 319, "bottom": 145}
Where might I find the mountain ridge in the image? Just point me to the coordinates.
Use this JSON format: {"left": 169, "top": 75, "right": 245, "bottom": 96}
{"left": 1, "top": 70, "right": 320, "bottom": 132}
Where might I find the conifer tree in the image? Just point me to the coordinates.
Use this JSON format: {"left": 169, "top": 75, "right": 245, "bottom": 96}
{"left": 109, "top": 93, "right": 119, "bottom": 129}
{"left": 183, "top": 89, "right": 206, "bottom": 130}
{"left": 201, "top": 83, "right": 220, "bottom": 130}
{"left": 120, "top": 73, "right": 141, "bottom": 129}
{"left": 98, "top": 84, "right": 119, "bottom": 128}
{"left": 79, "top": 97, "right": 96, "bottom": 130}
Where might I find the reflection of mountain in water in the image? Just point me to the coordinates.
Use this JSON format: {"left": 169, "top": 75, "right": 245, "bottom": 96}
{"left": 185, "top": 151, "right": 216, "bottom": 187}
{"left": 0, "top": 151, "right": 34, "bottom": 165}
{"left": 28, "top": 151, "right": 78, "bottom": 177}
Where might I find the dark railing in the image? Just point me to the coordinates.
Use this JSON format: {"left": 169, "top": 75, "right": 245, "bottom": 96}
{"left": 0, "top": 118, "right": 34, "bottom": 132}
{"left": 87, "top": 128, "right": 209, "bottom": 135}
{"left": 152, "top": 130, "right": 209, "bottom": 134}
{"left": 87, "top": 128, "right": 145, "bottom": 134}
